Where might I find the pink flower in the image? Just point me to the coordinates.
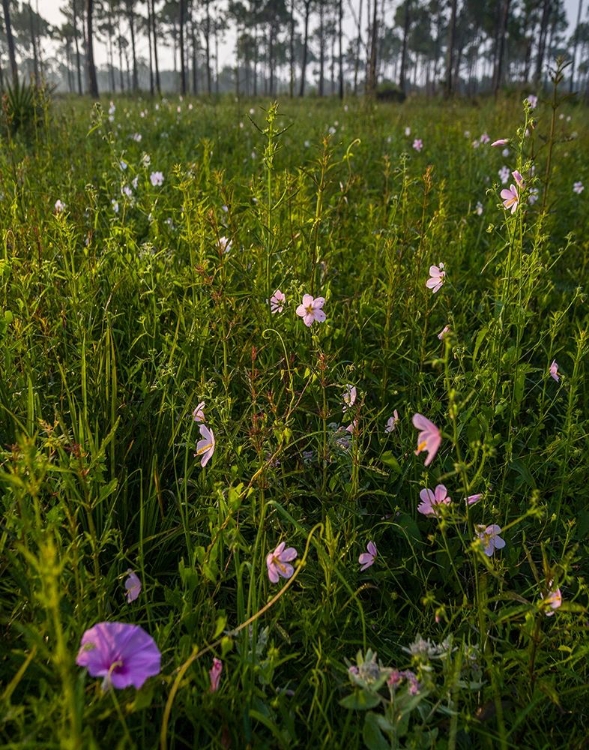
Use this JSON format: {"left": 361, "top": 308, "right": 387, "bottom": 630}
{"left": 426, "top": 263, "right": 445, "bottom": 293}
{"left": 358, "top": 541, "right": 377, "bottom": 571}
{"left": 195, "top": 424, "right": 215, "bottom": 467}
{"left": 491, "top": 139, "right": 509, "bottom": 147}
{"left": 343, "top": 384, "right": 357, "bottom": 411}
{"left": 412, "top": 138, "right": 423, "bottom": 152}
{"left": 479, "top": 132, "right": 490, "bottom": 144}
{"left": 209, "top": 657, "right": 223, "bottom": 691}
{"left": 192, "top": 401, "right": 205, "bottom": 422}
{"left": 476, "top": 524, "right": 505, "bottom": 557}
{"left": 541, "top": 586, "right": 562, "bottom": 616}
{"left": 266, "top": 541, "right": 298, "bottom": 583}
{"left": 385, "top": 410, "right": 399, "bottom": 433}
{"left": 466, "top": 493, "right": 482, "bottom": 506}
{"left": 549, "top": 360, "right": 560, "bottom": 382}
{"left": 54, "top": 199, "right": 66, "bottom": 212}
{"left": 296, "top": 294, "right": 326, "bottom": 327}
{"left": 437, "top": 325, "right": 450, "bottom": 340}
{"left": 500, "top": 184, "right": 519, "bottom": 213}
{"left": 270, "top": 289, "right": 285, "bottom": 314}
{"left": 417, "top": 485, "right": 451, "bottom": 516}
{"left": 412, "top": 413, "right": 441, "bottom": 467}
{"left": 526, "top": 94, "right": 538, "bottom": 109}
{"left": 124, "top": 570, "right": 142, "bottom": 603}
{"left": 512, "top": 170, "right": 524, "bottom": 189}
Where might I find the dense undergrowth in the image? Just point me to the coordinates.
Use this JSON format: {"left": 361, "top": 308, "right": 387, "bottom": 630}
{"left": 1, "top": 78, "right": 588, "bottom": 749}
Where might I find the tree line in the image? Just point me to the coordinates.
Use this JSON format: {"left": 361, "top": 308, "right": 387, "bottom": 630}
{"left": 0, "top": 0, "right": 588, "bottom": 98}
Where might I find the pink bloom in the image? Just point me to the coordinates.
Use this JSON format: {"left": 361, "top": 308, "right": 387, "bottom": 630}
{"left": 549, "top": 360, "right": 560, "bottom": 382}
{"left": 266, "top": 541, "right": 298, "bottom": 583}
{"left": 192, "top": 401, "right": 205, "bottom": 422}
{"left": 385, "top": 410, "right": 399, "bottom": 433}
{"left": 412, "top": 138, "right": 423, "bottom": 152}
{"left": 55, "top": 199, "right": 66, "bottom": 212}
{"left": 358, "top": 541, "right": 377, "bottom": 571}
{"left": 270, "top": 289, "right": 285, "bottom": 314}
{"left": 426, "top": 263, "right": 445, "bottom": 293}
{"left": 124, "top": 570, "right": 141, "bottom": 603}
{"left": 500, "top": 184, "right": 519, "bottom": 213}
{"left": 476, "top": 524, "right": 506, "bottom": 557}
{"left": 466, "top": 493, "right": 482, "bottom": 506}
{"left": 346, "top": 419, "right": 357, "bottom": 434}
{"left": 209, "top": 657, "right": 223, "bottom": 691}
{"left": 526, "top": 94, "right": 538, "bottom": 109}
{"left": 512, "top": 170, "right": 524, "bottom": 189}
{"left": 541, "top": 586, "right": 562, "bottom": 616}
{"left": 296, "top": 294, "right": 326, "bottom": 327}
{"left": 417, "top": 485, "right": 451, "bottom": 516}
{"left": 195, "top": 424, "right": 215, "bottom": 467}
{"left": 491, "top": 139, "right": 509, "bottom": 147}
{"left": 437, "top": 325, "right": 450, "bottom": 340}
{"left": 412, "top": 413, "right": 442, "bottom": 467}
{"left": 479, "top": 132, "right": 490, "bottom": 144}
{"left": 343, "top": 384, "right": 357, "bottom": 411}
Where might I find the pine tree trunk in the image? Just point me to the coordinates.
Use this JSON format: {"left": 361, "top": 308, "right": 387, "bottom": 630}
{"left": 299, "top": 0, "right": 310, "bottom": 96}
{"left": 1, "top": 0, "right": 19, "bottom": 86}
{"left": 179, "top": 0, "right": 186, "bottom": 95}
{"left": 86, "top": 0, "right": 99, "bottom": 97}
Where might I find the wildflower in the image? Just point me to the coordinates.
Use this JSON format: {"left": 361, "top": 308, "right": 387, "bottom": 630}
{"left": 412, "top": 413, "right": 441, "bottom": 467}
{"left": 132, "top": 132, "right": 142, "bottom": 142}
{"left": 111, "top": 199, "right": 120, "bottom": 213}
{"left": 346, "top": 420, "right": 357, "bottom": 434}
{"left": 218, "top": 236, "right": 232, "bottom": 254}
{"left": 270, "top": 289, "right": 285, "bottom": 314}
{"left": 359, "top": 541, "right": 377, "bottom": 571}
{"left": 412, "top": 138, "right": 423, "bottom": 152}
{"left": 466, "top": 493, "right": 482, "bottom": 506}
{"left": 479, "top": 132, "right": 490, "bottom": 144}
{"left": 491, "top": 138, "right": 508, "bottom": 147}
{"left": 541, "top": 586, "right": 562, "bottom": 616}
{"left": 121, "top": 185, "right": 133, "bottom": 198}
{"left": 475, "top": 201, "right": 483, "bottom": 215}
{"left": 266, "top": 541, "right": 297, "bottom": 583}
{"left": 417, "top": 484, "right": 451, "bottom": 517}
{"left": 124, "top": 571, "right": 141, "bottom": 603}
{"left": 385, "top": 410, "right": 399, "bottom": 433}
{"left": 348, "top": 650, "right": 391, "bottom": 689}
{"left": 573, "top": 181, "right": 584, "bottom": 194}
{"left": 296, "top": 294, "right": 326, "bottom": 327}
{"left": 142, "top": 153, "right": 151, "bottom": 167}
{"left": 195, "top": 424, "right": 215, "bottom": 467}
{"left": 526, "top": 94, "right": 538, "bottom": 108}
{"left": 192, "top": 401, "right": 205, "bottom": 422}
{"left": 438, "top": 325, "right": 450, "bottom": 340}
{"left": 405, "top": 126, "right": 411, "bottom": 136}
{"left": 528, "top": 187, "right": 539, "bottom": 205}
{"left": 472, "top": 139, "right": 480, "bottom": 149}
{"left": 119, "top": 160, "right": 127, "bottom": 170}
{"left": 150, "top": 171, "right": 164, "bottom": 186}
{"left": 476, "top": 524, "right": 505, "bottom": 557}
{"left": 209, "top": 657, "right": 223, "bottom": 691}
{"left": 498, "top": 165, "right": 510, "bottom": 184}
{"left": 500, "top": 184, "right": 519, "bottom": 213}
{"left": 512, "top": 170, "right": 524, "bottom": 189}
{"left": 549, "top": 360, "right": 560, "bottom": 382}
{"left": 426, "top": 263, "right": 445, "bottom": 293}
{"left": 343, "top": 384, "right": 357, "bottom": 411}
{"left": 76, "top": 622, "right": 161, "bottom": 690}
{"left": 54, "top": 200, "right": 66, "bottom": 212}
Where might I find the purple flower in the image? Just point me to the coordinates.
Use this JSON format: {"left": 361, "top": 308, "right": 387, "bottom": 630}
{"left": 195, "top": 424, "right": 215, "bottom": 467}
{"left": 438, "top": 325, "right": 450, "bottom": 340}
{"left": 466, "top": 493, "right": 482, "bottom": 506}
{"left": 573, "top": 181, "right": 584, "bottom": 194}
{"left": 124, "top": 570, "right": 141, "bottom": 603}
{"left": 500, "top": 184, "right": 519, "bottom": 213}
{"left": 476, "top": 524, "right": 506, "bottom": 557}
{"left": 209, "top": 657, "right": 222, "bottom": 692}
{"left": 549, "top": 360, "right": 560, "bottom": 382}
{"left": 296, "top": 294, "right": 326, "bottom": 327}
{"left": 412, "top": 138, "right": 423, "bottom": 152}
{"left": 358, "top": 541, "right": 377, "bottom": 571}
{"left": 76, "top": 622, "right": 161, "bottom": 690}
{"left": 192, "top": 401, "right": 205, "bottom": 422}
{"left": 385, "top": 410, "right": 399, "bottom": 433}
{"left": 270, "top": 289, "right": 285, "bottom": 314}
{"left": 526, "top": 94, "right": 538, "bottom": 109}
{"left": 266, "top": 541, "right": 297, "bottom": 583}
{"left": 417, "top": 485, "right": 451, "bottom": 516}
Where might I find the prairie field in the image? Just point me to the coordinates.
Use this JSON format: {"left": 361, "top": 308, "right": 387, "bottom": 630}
{"left": 1, "top": 86, "right": 589, "bottom": 749}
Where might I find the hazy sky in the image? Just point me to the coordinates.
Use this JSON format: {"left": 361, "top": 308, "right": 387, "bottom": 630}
{"left": 36, "top": 0, "right": 586, "bottom": 69}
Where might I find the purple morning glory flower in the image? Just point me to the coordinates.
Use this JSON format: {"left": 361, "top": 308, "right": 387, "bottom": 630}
{"left": 76, "top": 622, "right": 161, "bottom": 690}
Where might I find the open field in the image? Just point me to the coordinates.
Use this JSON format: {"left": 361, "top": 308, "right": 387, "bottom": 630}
{"left": 1, "top": 84, "right": 589, "bottom": 749}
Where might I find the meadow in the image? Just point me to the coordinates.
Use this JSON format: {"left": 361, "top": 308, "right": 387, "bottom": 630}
{"left": 1, "top": 75, "right": 589, "bottom": 749}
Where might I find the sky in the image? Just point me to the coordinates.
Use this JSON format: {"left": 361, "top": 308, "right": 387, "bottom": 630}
{"left": 35, "top": 0, "right": 586, "bottom": 70}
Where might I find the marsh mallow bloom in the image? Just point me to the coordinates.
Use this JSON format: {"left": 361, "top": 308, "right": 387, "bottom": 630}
{"left": 491, "top": 138, "right": 508, "bottom": 147}
{"left": 417, "top": 485, "right": 451, "bottom": 517}
{"left": 209, "top": 657, "right": 223, "bottom": 691}
{"left": 195, "top": 424, "right": 215, "bottom": 467}
{"left": 412, "top": 413, "right": 441, "bottom": 467}
{"left": 76, "top": 622, "right": 161, "bottom": 690}
{"left": 549, "top": 360, "right": 560, "bottom": 382}
{"left": 500, "top": 184, "right": 519, "bottom": 213}
{"left": 526, "top": 94, "right": 538, "bottom": 108}
{"left": 266, "top": 542, "right": 297, "bottom": 583}
{"left": 359, "top": 541, "right": 377, "bottom": 571}
{"left": 270, "top": 289, "right": 285, "bottom": 314}
{"left": 343, "top": 384, "right": 357, "bottom": 411}
{"left": 438, "top": 325, "right": 450, "bottom": 340}
{"left": 426, "top": 263, "right": 445, "bottom": 293}
{"left": 476, "top": 524, "right": 505, "bottom": 557}
{"left": 124, "top": 571, "right": 141, "bottom": 603}
{"left": 466, "top": 493, "right": 482, "bottom": 506}
{"left": 192, "top": 401, "right": 205, "bottom": 422}
{"left": 296, "top": 294, "right": 326, "bottom": 327}
{"left": 385, "top": 410, "right": 399, "bottom": 433}
{"left": 541, "top": 586, "right": 562, "bottom": 616}
{"left": 54, "top": 200, "right": 66, "bottom": 213}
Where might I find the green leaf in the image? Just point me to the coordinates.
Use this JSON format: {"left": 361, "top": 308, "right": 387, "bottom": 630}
{"left": 363, "top": 712, "right": 390, "bottom": 750}
{"left": 339, "top": 690, "right": 381, "bottom": 711}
